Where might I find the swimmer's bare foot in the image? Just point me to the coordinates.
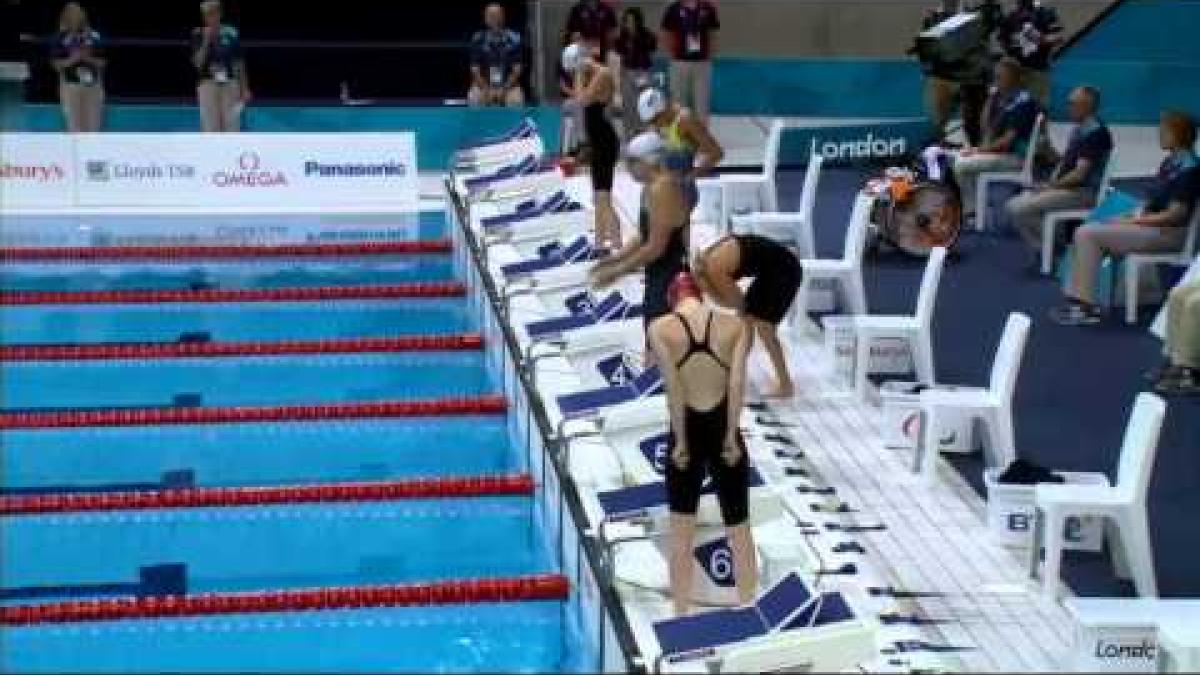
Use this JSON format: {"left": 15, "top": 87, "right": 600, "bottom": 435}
{"left": 762, "top": 380, "right": 794, "bottom": 399}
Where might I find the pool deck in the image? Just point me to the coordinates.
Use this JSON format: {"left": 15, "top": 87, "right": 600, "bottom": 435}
{"left": 466, "top": 167, "right": 1082, "bottom": 672}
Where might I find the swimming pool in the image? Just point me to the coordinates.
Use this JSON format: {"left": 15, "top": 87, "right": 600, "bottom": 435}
{"left": 0, "top": 209, "right": 597, "bottom": 673}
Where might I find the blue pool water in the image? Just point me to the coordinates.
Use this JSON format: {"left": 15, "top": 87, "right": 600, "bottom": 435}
{"left": 0, "top": 210, "right": 590, "bottom": 673}
{"left": 1, "top": 417, "right": 518, "bottom": 492}
{"left": 3, "top": 353, "right": 494, "bottom": 410}
{"left": 4, "top": 604, "right": 578, "bottom": 673}
{"left": 0, "top": 299, "right": 472, "bottom": 345}
{"left": 0, "top": 258, "right": 456, "bottom": 292}
{"left": 1, "top": 497, "right": 543, "bottom": 597}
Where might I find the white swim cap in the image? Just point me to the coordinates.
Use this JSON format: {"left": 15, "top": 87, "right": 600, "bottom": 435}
{"left": 637, "top": 88, "right": 668, "bottom": 123}
{"left": 561, "top": 43, "right": 584, "bottom": 73}
{"left": 625, "top": 131, "right": 665, "bottom": 162}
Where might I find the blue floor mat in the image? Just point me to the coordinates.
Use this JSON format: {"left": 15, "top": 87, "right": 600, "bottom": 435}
{"left": 779, "top": 167, "right": 1200, "bottom": 597}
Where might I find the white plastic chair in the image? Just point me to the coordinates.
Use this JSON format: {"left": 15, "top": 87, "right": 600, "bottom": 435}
{"left": 715, "top": 119, "right": 785, "bottom": 230}
{"left": 917, "top": 312, "right": 1031, "bottom": 476}
{"left": 1039, "top": 147, "right": 1119, "bottom": 275}
{"left": 1123, "top": 205, "right": 1200, "bottom": 324}
{"left": 729, "top": 153, "right": 823, "bottom": 259}
{"left": 1030, "top": 392, "right": 1166, "bottom": 599}
{"left": 976, "top": 112, "right": 1045, "bottom": 232}
{"left": 796, "top": 191, "right": 873, "bottom": 320}
{"left": 850, "top": 246, "right": 947, "bottom": 399}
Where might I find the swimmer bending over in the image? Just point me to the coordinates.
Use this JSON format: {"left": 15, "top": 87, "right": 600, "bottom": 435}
{"left": 694, "top": 234, "right": 802, "bottom": 398}
{"left": 589, "top": 132, "right": 690, "bottom": 343}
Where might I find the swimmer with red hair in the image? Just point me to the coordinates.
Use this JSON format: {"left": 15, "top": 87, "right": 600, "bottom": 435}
{"left": 647, "top": 271, "right": 757, "bottom": 616}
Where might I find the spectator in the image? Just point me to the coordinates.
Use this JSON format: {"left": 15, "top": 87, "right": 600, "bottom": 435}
{"left": 1150, "top": 276, "right": 1200, "bottom": 394}
{"left": 614, "top": 7, "right": 656, "bottom": 136}
{"left": 997, "top": 0, "right": 1064, "bottom": 106}
{"left": 564, "top": 0, "right": 618, "bottom": 57}
{"left": 1006, "top": 85, "right": 1112, "bottom": 262}
{"left": 660, "top": 0, "right": 720, "bottom": 125}
{"left": 191, "top": 0, "right": 249, "bottom": 133}
{"left": 467, "top": 3, "right": 524, "bottom": 108}
{"left": 1050, "top": 111, "right": 1200, "bottom": 326}
{"left": 952, "top": 57, "right": 1040, "bottom": 218}
{"left": 51, "top": 2, "right": 105, "bottom": 132}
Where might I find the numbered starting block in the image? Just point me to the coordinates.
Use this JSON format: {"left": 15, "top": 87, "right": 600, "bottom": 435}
{"left": 983, "top": 468, "right": 1107, "bottom": 551}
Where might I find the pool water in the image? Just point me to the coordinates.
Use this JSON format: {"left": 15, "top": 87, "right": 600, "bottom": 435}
{"left": 0, "top": 211, "right": 591, "bottom": 673}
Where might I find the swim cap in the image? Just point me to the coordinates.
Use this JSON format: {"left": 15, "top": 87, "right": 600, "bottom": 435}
{"left": 667, "top": 270, "right": 702, "bottom": 308}
{"left": 625, "top": 131, "right": 665, "bottom": 162}
{"left": 561, "top": 43, "right": 584, "bottom": 73}
{"left": 637, "top": 88, "right": 668, "bottom": 123}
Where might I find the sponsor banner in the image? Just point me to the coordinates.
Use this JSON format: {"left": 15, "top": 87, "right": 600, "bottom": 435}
{"left": 778, "top": 120, "right": 931, "bottom": 167}
{"left": 75, "top": 133, "right": 417, "bottom": 208}
{"left": 0, "top": 134, "right": 75, "bottom": 207}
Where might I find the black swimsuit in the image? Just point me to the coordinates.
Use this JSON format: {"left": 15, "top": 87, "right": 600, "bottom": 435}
{"left": 665, "top": 311, "right": 750, "bottom": 527}
{"left": 639, "top": 194, "right": 689, "bottom": 332}
{"left": 728, "top": 234, "right": 802, "bottom": 325}
{"left": 584, "top": 102, "right": 618, "bottom": 191}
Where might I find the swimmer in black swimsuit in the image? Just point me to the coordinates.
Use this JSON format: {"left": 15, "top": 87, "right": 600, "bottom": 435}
{"left": 564, "top": 43, "right": 621, "bottom": 250}
{"left": 695, "top": 234, "right": 802, "bottom": 398}
{"left": 649, "top": 271, "right": 757, "bottom": 616}
{"left": 589, "top": 132, "right": 689, "bottom": 356}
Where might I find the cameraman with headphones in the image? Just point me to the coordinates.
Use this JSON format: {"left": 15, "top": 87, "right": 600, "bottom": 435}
{"left": 914, "top": 0, "right": 1003, "bottom": 146}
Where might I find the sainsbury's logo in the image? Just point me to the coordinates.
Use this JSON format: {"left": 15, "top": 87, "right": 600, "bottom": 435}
{"left": 211, "top": 152, "right": 288, "bottom": 188}
{"left": 0, "top": 163, "right": 66, "bottom": 182}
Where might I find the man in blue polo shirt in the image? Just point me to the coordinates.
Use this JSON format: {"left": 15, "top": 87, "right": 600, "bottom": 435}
{"left": 468, "top": 3, "right": 525, "bottom": 108}
{"left": 953, "top": 57, "right": 1041, "bottom": 218}
{"left": 1007, "top": 85, "right": 1112, "bottom": 259}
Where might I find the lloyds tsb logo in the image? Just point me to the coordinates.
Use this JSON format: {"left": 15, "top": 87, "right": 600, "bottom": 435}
{"left": 809, "top": 133, "right": 907, "bottom": 163}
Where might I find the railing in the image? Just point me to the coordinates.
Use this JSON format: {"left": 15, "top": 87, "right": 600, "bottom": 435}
{"left": 445, "top": 180, "right": 643, "bottom": 673}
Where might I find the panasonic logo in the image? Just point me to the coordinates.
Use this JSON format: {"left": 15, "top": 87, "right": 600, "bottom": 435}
{"left": 304, "top": 161, "right": 408, "bottom": 178}
{"left": 810, "top": 134, "right": 907, "bottom": 161}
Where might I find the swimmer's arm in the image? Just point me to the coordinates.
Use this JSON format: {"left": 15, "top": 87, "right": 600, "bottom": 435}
{"left": 725, "top": 319, "right": 752, "bottom": 438}
{"left": 579, "top": 63, "right": 610, "bottom": 105}
{"left": 649, "top": 325, "right": 688, "bottom": 458}
{"left": 680, "top": 115, "right": 724, "bottom": 177}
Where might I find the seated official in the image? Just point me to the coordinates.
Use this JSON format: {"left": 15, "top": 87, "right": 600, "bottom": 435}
{"left": 953, "top": 57, "right": 1041, "bottom": 218}
{"left": 468, "top": 3, "right": 525, "bottom": 108}
{"left": 1006, "top": 86, "right": 1112, "bottom": 263}
{"left": 1050, "top": 111, "right": 1200, "bottom": 326}
{"left": 1149, "top": 276, "right": 1200, "bottom": 395}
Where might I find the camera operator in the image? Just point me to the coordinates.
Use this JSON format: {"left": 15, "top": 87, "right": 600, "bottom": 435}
{"left": 913, "top": 0, "right": 1002, "bottom": 146}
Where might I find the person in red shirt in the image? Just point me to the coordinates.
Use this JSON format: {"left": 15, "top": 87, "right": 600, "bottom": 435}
{"left": 659, "top": 0, "right": 719, "bottom": 124}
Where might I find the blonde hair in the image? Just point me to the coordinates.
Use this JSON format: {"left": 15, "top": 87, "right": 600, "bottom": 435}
{"left": 58, "top": 2, "right": 88, "bottom": 32}
{"left": 200, "top": 1, "right": 222, "bottom": 15}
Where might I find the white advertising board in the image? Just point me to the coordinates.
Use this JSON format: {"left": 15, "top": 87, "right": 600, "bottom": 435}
{"left": 1, "top": 132, "right": 418, "bottom": 210}
{"left": 74, "top": 133, "right": 417, "bottom": 208}
{"left": 0, "top": 133, "right": 76, "bottom": 208}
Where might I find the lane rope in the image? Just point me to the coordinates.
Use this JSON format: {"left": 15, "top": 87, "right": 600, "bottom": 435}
{"left": 0, "top": 283, "right": 466, "bottom": 306}
{"left": 0, "top": 395, "right": 507, "bottom": 430}
{"left": 0, "top": 240, "right": 453, "bottom": 262}
{"left": 0, "top": 334, "right": 484, "bottom": 361}
{"left": 0, "top": 474, "right": 534, "bottom": 516}
{"left": 0, "top": 574, "right": 569, "bottom": 626}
